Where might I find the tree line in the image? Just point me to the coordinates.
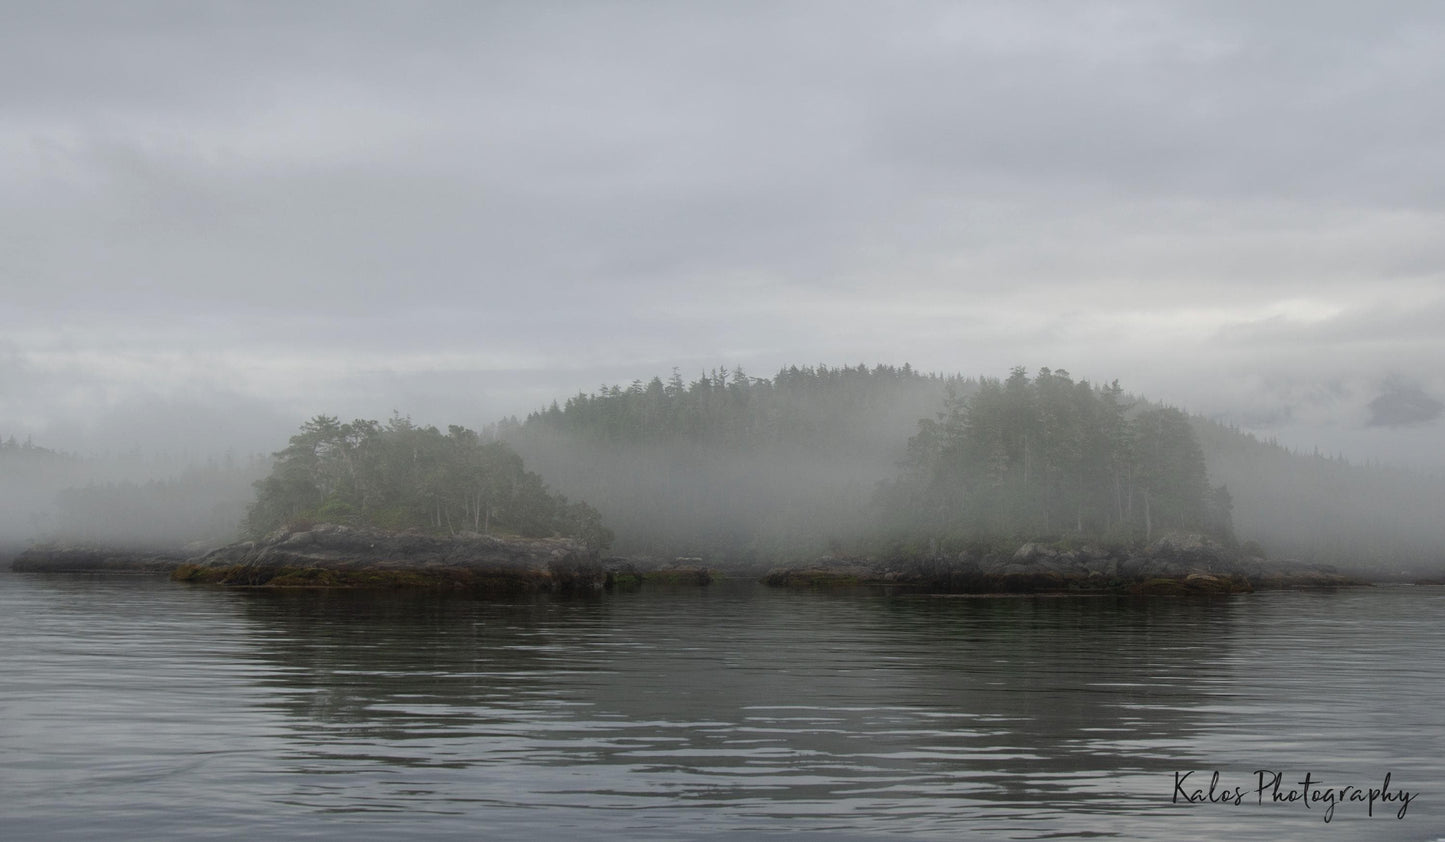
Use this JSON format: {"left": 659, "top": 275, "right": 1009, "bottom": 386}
{"left": 157, "top": 363, "right": 1445, "bottom": 573}
{"left": 502, "top": 363, "right": 1238, "bottom": 562}
{"left": 54, "top": 464, "right": 263, "bottom": 549}
{"left": 21, "top": 364, "right": 1444, "bottom": 573}
{"left": 877, "top": 367, "right": 1232, "bottom": 551}
{"left": 244, "top": 415, "right": 612, "bottom": 550}
{"left": 505, "top": 363, "right": 963, "bottom": 448}
{"left": 503, "top": 364, "right": 971, "bottom": 562}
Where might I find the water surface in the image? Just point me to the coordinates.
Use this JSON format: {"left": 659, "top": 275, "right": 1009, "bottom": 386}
{"left": 2, "top": 572, "right": 1441, "bottom": 840}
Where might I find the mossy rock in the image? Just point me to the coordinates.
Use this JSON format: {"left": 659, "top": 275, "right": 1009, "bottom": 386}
{"left": 606, "top": 572, "right": 641, "bottom": 587}
{"left": 171, "top": 563, "right": 203, "bottom": 582}
{"left": 1130, "top": 578, "right": 1192, "bottom": 596}
{"left": 171, "top": 563, "right": 242, "bottom": 584}
{"left": 268, "top": 567, "right": 343, "bottom": 587}
{"left": 762, "top": 569, "right": 867, "bottom": 587}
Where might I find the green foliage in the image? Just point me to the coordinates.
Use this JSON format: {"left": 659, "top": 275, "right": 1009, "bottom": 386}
{"left": 878, "top": 367, "right": 1229, "bottom": 545}
{"left": 511, "top": 363, "right": 957, "bottom": 449}
{"left": 315, "top": 496, "right": 357, "bottom": 524}
{"left": 504, "top": 363, "right": 970, "bottom": 561}
{"left": 244, "top": 415, "right": 612, "bottom": 550}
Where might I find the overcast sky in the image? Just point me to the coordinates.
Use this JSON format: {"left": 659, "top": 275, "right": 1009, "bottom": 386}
{"left": 3, "top": 1, "right": 1443, "bottom": 467}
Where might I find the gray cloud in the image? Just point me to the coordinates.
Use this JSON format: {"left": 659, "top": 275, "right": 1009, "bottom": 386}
{"left": 2, "top": 1, "right": 1443, "bottom": 466}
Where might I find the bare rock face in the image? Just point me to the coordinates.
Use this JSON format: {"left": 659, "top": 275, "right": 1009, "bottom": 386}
{"left": 174, "top": 523, "right": 605, "bottom": 593}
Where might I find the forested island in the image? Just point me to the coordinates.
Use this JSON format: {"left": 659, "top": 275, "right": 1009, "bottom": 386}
{"left": 240, "top": 414, "right": 611, "bottom": 551}
{"left": 501, "top": 363, "right": 1437, "bottom": 578}
{"left": 11, "top": 363, "right": 1442, "bottom": 591}
{"left": 878, "top": 368, "right": 1232, "bottom": 547}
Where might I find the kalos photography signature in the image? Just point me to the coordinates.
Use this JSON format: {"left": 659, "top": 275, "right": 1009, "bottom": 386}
{"left": 1172, "top": 770, "right": 1417, "bottom": 823}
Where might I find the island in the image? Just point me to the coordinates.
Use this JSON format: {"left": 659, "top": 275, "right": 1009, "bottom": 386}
{"left": 8, "top": 367, "right": 1406, "bottom": 594}
{"left": 12, "top": 524, "right": 1362, "bottom": 595}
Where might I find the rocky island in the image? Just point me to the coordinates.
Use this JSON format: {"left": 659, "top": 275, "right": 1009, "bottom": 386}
{"left": 5, "top": 387, "right": 1382, "bottom": 595}
{"left": 12, "top": 526, "right": 1364, "bottom": 595}
{"left": 173, "top": 523, "right": 607, "bottom": 593}
{"left": 763, "top": 532, "right": 1364, "bottom": 594}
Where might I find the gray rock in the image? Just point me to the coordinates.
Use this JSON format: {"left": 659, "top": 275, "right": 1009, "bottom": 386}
{"left": 179, "top": 523, "right": 604, "bottom": 591}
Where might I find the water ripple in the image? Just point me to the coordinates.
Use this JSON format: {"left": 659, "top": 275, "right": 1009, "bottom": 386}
{"left": 2, "top": 574, "right": 1443, "bottom": 840}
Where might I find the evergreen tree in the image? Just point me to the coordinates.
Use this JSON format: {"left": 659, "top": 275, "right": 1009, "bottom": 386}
{"left": 244, "top": 416, "right": 611, "bottom": 550}
{"left": 878, "top": 368, "right": 1227, "bottom": 547}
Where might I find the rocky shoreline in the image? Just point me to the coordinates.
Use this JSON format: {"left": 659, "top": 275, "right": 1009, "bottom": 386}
{"left": 10, "top": 525, "right": 606, "bottom": 594}
{"left": 173, "top": 524, "right": 607, "bottom": 593}
{"left": 11, "top": 526, "right": 1370, "bottom": 594}
{"left": 762, "top": 533, "right": 1366, "bottom": 595}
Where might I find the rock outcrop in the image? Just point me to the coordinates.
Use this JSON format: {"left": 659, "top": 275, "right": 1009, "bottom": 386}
{"left": 1239, "top": 556, "right": 1365, "bottom": 589}
{"left": 762, "top": 533, "right": 1330, "bottom": 595}
{"left": 173, "top": 523, "right": 605, "bottom": 593}
{"left": 15, "top": 526, "right": 1368, "bottom": 596}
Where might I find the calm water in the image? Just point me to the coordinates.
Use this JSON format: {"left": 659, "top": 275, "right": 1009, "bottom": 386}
{"left": 2, "top": 570, "right": 1442, "bottom": 841}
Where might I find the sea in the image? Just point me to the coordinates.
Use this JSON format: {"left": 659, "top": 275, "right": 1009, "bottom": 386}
{"left": 2, "top": 569, "right": 1442, "bottom": 841}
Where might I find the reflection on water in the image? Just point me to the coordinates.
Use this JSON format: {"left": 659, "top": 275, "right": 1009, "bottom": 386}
{"left": 2, "top": 573, "right": 1442, "bottom": 840}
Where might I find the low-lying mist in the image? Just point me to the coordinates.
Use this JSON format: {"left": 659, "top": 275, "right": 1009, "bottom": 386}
{"left": 502, "top": 365, "right": 963, "bottom": 564}
{"left": 506, "top": 365, "right": 1445, "bottom": 576}
{"left": 0, "top": 439, "right": 267, "bottom": 552}
{"left": 7, "top": 363, "right": 1444, "bottom": 577}
{"left": 1197, "top": 420, "right": 1445, "bottom": 575}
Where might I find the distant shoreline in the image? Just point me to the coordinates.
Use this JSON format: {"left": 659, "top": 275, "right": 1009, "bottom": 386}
{"left": 9, "top": 525, "right": 1382, "bottom": 594}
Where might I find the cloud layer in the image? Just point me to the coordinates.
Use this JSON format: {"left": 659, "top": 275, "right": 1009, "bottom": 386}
{"left": 3, "top": 1, "right": 1442, "bottom": 465}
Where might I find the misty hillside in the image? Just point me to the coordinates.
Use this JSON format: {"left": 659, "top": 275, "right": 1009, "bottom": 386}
{"left": 1194, "top": 419, "right": 1445, "bottom": 575}
{"left": 0, "top": 437, "right": 79, "bottom": 549}
{"left": 0, "top": 434, "right": 269, "bottom": 551}
{"left": 506, "top": 364, "right": 1445, "bottom": 574}
{"left": 877, "top": 368, "right": 1232, "bottom": 554}
{"left": 503, "top": 365, "right": 971, "bottom": 562}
